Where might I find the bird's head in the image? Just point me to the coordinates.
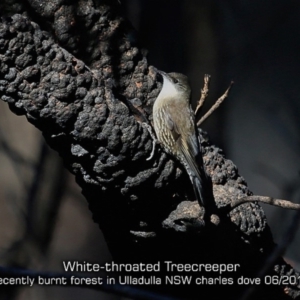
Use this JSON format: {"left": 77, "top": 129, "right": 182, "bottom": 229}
{"left": 157, "top": 71, "right": 191, "bottom": 103}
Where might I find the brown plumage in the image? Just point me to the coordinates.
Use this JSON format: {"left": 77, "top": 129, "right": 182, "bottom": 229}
{"left": 153, "top": 71, "right": 207, "bottom": 206}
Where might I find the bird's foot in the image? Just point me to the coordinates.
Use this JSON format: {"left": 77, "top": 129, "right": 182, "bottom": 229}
{"left": 141, "top": 122, "right": 158, "bottom": 160}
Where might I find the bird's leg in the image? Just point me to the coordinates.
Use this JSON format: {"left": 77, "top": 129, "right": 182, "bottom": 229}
{"left": 122, "top": 97, "right": 159, "bottom": 160}
{"left": 141, "top": 122, "right": 159, "bottom": 160}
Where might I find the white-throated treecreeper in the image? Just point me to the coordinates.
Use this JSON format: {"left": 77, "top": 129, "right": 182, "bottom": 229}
{"left": 153, "top": 71, "right": 208, "bottom": 207}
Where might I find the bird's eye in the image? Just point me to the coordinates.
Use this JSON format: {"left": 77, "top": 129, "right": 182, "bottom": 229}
{"left": 173, "top": 78, "right": 178, "bottom": 84}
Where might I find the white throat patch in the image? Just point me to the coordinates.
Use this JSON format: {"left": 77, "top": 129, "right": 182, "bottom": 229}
{"left": 158, "top": 74, "right": 178, "bottom": 100}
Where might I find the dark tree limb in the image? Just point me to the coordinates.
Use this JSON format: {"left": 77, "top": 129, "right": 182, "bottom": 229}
{"left": 0, "top": 1, "right": 299, "bottom": 300}
{"left": 239, "top": 202, "right": 300, "bottom": 300}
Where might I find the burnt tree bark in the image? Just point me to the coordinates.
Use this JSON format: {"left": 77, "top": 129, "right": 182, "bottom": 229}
{"left": 0, "top": 1, "right": 299, "bottom": 299}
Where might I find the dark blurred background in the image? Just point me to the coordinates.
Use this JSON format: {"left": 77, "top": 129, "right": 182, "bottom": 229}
{"left": 0, "top": 0, "right": 300, "bottom": 299}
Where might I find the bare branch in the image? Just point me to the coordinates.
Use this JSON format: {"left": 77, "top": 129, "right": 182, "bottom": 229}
{"left": 197, "top": 81, "right": 234, "bottom": 126}
{"left": 231, "top": 195, "right": 300, "bottom": 210}
{"left": 195, "top": 74, "right": 211, "bottom": 117}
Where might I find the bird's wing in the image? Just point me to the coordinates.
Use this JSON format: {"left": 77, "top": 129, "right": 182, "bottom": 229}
{"left": 163, "top": 104, "right": 206, "bottom": 205}
{"left": 174, "top": 125, "right": 206, "bottom": 205}
{"left": 177, "top": 122, "right": 206, "bottom": 205}
{"left": 178, "top": 131, "right": 203, "bottom": 180}
{"left": 164, "top": 106, "right": 180, "bottom": 142}
{"left": 164, "top": 104, "right": 203, "bottom": 179}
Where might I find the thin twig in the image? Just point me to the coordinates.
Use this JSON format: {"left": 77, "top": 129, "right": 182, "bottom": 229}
{"left": 231, "top": 195, "right": 300, "bottom": 210}
{"left": 195, "top": 74, "right": 211, "bottom": 117}
{"left": 197, "top": 81, "right": 234, "bottom": 127}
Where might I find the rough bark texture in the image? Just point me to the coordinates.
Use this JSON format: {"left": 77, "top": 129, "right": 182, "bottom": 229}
{"left": 0, "top": 1, "right": 299, "bottom": 299}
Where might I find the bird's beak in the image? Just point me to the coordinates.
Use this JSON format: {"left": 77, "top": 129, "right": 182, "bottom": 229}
{"left": 157, "top": 70, "right": 166, "bottom": 75}
{"left": 157, "top": 70, "right": 170, "bottom": 82}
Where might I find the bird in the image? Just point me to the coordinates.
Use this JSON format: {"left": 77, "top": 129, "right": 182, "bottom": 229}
{"left": 152, "top": 71, "right": 208, "bottom": 207}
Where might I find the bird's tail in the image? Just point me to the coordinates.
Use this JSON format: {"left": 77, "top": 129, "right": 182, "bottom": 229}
{"left": 191, "top": 174, "right": 205, "bottom": 206}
